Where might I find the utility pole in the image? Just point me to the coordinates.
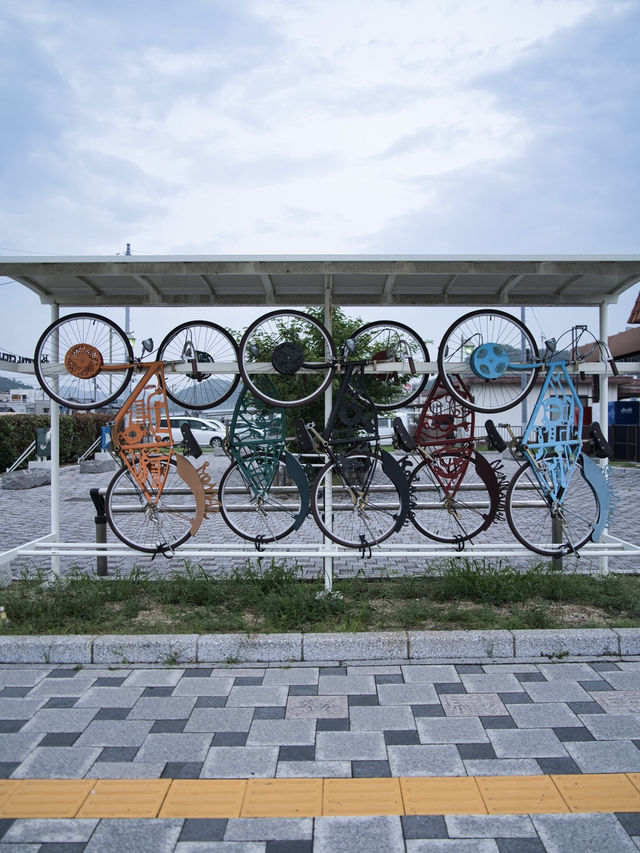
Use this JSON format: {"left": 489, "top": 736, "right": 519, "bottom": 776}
{"left": 124, "top": 244, "right": 132, "bottom": 346}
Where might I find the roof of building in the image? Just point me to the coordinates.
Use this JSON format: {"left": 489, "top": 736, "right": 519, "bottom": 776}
{"left": 628, "top": 289, "right": 640, "bottom": 324}
{"left": 1, "top": 255, "right": 639, "bottom": 308}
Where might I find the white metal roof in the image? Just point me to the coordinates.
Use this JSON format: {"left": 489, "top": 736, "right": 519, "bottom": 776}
{"left": 1, "top": 254, "right": 639, "bottom": 308}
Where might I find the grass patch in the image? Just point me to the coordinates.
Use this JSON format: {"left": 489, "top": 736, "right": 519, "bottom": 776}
{"left": 2, "top": 559, "right": 640, "bottom": 635}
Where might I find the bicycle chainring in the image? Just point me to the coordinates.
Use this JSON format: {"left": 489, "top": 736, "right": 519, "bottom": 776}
{"left": 64, "top": 343, "right": 104, "bottom": 379}
{"left": 469, "top": 343, "right": 509, "bottom": 379}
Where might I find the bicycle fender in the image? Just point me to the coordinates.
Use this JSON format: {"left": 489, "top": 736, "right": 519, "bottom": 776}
{"left": 175, "top": 453, "right": 207, "bottom": 536}
{"left": 472, "top": 451, "right": 504, "bottom": 531}
{"left": 380, "top": 449, "right": 411, "bottom": 531}
{"left": 284, "top": 450, "right": 310, "bottom": 530}
{"left": 580, "top": 454, "right": 609, "bottom": 542}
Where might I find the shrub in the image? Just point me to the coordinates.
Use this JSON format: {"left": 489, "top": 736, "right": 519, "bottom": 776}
{"left": 0, "top": 412, "right": 114, "bottom": 470}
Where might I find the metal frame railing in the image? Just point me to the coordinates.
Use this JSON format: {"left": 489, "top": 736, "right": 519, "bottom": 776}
{"left": 5, "top": 440, "right": 36, "bottom": 474}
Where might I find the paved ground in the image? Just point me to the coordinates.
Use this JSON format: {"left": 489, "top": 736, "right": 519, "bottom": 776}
{"left": 1, "top": 452, "right": 639, "bottom": 579}
{"left": 1, "top": 458, "right": 640, "bottom": 850}
{"left": 2, "top": 658, "right": 640, "bottom": 850}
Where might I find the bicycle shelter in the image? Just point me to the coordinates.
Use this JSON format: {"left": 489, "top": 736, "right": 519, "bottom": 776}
{"left": 2, "top": 254, "right": 640, "bottom": 586}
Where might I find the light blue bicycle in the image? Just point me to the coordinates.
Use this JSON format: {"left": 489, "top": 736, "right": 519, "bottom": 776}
{"left": 438, "top": 310, "right": 613, "bottom": 556}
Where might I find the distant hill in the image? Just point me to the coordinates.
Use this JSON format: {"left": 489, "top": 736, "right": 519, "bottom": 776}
{"left": 0, "top": 376, "right": 35, "bottom": 392}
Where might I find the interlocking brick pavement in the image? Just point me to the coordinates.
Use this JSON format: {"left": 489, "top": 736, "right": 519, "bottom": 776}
{"left": 0, "top": 660, "right": 640, "bottom": 848}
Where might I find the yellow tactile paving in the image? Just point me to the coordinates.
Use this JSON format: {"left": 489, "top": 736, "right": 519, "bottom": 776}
{"left": 476, "top": 775, "right": 570, "bottom": 815}
{"left": 0, "top": 780, "right": 95, "bottom": 819}
{"left": 159, "top": 779, "right": 246, "bottom": 818}
{"left": 75, "top": 779, "right": 172, "bottom": 818}
{"left": 553, "top": 773, "right": 640, "bottom": 813}
{"left": 6, "top": 775, "right": 640, "bottom": 818}
{"left": 242, "top": 779, "right": 323, "bottom": 818}
{"left": 626, "top": 773, "right": 640, "bottom": 796}
{"left": 400, "top": 777, "right": 487, "bottom": 815}
{"left": 0, "top": 781, "right": 15, "bottom": 810}
{"left": 323, "top": 778, "right": 404, "bottom": 816}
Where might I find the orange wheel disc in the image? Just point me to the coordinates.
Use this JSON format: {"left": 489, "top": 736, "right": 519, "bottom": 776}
{"left": 64, "top": 343, "right": 104, "bottom": 379}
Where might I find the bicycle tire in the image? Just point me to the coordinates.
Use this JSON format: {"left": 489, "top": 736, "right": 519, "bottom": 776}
{"left": 218, "top": 457, "right": 303, "bottom": 543}
{"left": 310, "top": 450, "right": 403, "bottom": 548}
{"left": 34, "top": 313, "right": 133, "bottom": 409}
{"left": 351, "top": 320, "right": 430, "bottom": 410}
{"left": 409, "top": 452, "right": 502, "bottom": 543}
{"left": 505, "top": 460, "right": 600, "bottom": 557}
{"left": 238, "top": 310, "right": 336, "bottom": 407}
{"left": 157, "top": 321, "right": 240, "bottom": 410}
{"left": 438, "top": 309, "right": 540, "bottom": 413}
{"left": 105, "top": 456, "right": 195, "bottom": 553}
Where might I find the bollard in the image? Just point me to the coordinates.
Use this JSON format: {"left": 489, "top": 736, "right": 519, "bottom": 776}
{"left": 89, "top": 488, "right": 108, "bottom": 576}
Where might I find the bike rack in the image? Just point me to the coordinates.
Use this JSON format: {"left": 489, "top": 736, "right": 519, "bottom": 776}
{"left": 2, "top": 298, "right": 640, "bottom": 589}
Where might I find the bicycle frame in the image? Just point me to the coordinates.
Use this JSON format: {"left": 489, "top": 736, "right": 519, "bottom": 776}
{"left": 63, "top": 347, "right": 216, "bottom": 539}
{"left": 226, "top": 381, "right": 309, "bottom": 532}
{"left": 298, "top": 357, "right": 411, "bottom": 535}
{"left": 494, "top": 342, "right": 610, "bottom": 546}
{"left": 411, "top": 375, "right": 476, "bottom": 497}
{"left": 517, "top": 356, "right": 583, "bottom": 505}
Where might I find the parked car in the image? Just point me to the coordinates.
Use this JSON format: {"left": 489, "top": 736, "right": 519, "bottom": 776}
{"left": 159, "top": 415, "right": 226, "bottom": 448}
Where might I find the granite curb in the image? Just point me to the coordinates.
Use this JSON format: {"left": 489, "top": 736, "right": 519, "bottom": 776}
{"left": 0, "top": 627, "right": 636, "bottom": 664}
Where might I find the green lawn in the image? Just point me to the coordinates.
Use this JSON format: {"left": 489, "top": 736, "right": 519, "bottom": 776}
{"left": 2, "top": 560, "right": 640, "bottom": 635}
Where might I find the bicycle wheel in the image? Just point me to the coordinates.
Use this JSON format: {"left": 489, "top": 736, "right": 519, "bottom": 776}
{"left": 351, "top": 320, "right": 430, "bottom": 410}
{"left": 505, "top": 460, "right": 600, "bottom": 557}
{"left": 311, "top": 450, "right": 403, "bottom": 548}
{"left": 409, "top": 452, "right": 502, "bottom": 543}
{"left": 218, "top": 458, "right": 303, "bottom": 542}
{"left": 438, "top": 310, "right": 539, "bottom": 413}
{"left": 34, "top": 313, "right": 133, "bottom": 409}
{"left": 239, "top": 310, "right": 336, "bottom": 407}
{"left": 105, "top": 457, "right": 196, "bottom": 553}
{"left": 157, "top": 321, "right": 240, "bottom": 410}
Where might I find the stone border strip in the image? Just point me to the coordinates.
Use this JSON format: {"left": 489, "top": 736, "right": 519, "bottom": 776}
{"left": 0, "top": 627, "right": 637, "bottom": 664}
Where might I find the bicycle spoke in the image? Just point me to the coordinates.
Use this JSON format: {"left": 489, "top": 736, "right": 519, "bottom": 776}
{"left": 158, "top": 321, "right": 239, "bottom": 409}
{"left": 506, "top": 461, "right": 599, "bottom": 556}
{"left": 409, "top": 453, "right": 501, "bottom": 543}
{"left": 311, "top": 451, "right": 403, "bottom": 548}
{"left": 438, "top": 310, "right": 539, "bottom": 414}
{"left": 105, "top": 457, "right": 197, "bottom": 554}
{"left": 219, "top": 459, "right": 303, "bottom": 542}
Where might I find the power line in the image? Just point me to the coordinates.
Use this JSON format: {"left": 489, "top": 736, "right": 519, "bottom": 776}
{"left": 0, "top": 245, "right": 54, "bottom": 255}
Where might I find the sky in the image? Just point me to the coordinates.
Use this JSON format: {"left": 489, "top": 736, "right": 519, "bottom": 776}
{"left": 1, "top": 0, "right": 639, "bottom": 384}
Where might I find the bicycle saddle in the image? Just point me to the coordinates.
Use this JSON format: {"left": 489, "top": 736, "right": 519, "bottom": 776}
{"left": 587, "top": 421, "right": 614, "bottom": 459}
{"left": 294, "top": 418, "right": 315, "bottom": 454}
{"left": 485, "top": 420, "right": 507, "bottom": 452}
{"left": 180, "top": 423, "right": 203, "bottom": 459}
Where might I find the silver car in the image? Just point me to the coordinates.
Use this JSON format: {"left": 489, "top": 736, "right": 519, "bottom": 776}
{"left": 159, "top": 415, "right": 226, "bottom": 448}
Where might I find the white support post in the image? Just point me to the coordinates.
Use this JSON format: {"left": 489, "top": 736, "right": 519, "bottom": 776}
{"left": 599, "top": 301, "right": 609, "bottom": 576}
{"left": 323, "top": 278, "right": 333, "bottom": 592}
{"left": 50, "top": 303, "right": 60, "bottom": 578}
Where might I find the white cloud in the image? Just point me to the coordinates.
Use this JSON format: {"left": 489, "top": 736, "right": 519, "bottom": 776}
{"left": 0, "top": 0, "right": 629, "bottom": 257}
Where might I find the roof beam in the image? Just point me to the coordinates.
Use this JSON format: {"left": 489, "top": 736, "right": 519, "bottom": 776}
{"left": 382, "top": 274, "right": 396, "bottom": 304}
{"left": 11, "top": 275, "right": 53, "bottom": 300}
{"left": 131, "top": 274, "right": 162, "bottom": 302}
{"left": 498, "top": 274, "right": 524, "bottom": 302}
{"left": 608, "top": 273, "right": 640, "bottom": 303}
{"left": 555, "top": 274, "right": 583, "bottom": 298}
{"left": 442, "top": 274, "right": 459, "bottom": 302}
{"left": 198, "top": 274, "right": 216, "bottom": 297}
{"left": 260, "top": 274, "right": 275, "bottom": 304}
{"left": 74, "top": 275, "right": 102, "bottom": 296}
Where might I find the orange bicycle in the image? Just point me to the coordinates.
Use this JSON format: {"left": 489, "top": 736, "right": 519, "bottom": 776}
{"left": 34, "top": 313, "right": 239, "bottom": 553}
